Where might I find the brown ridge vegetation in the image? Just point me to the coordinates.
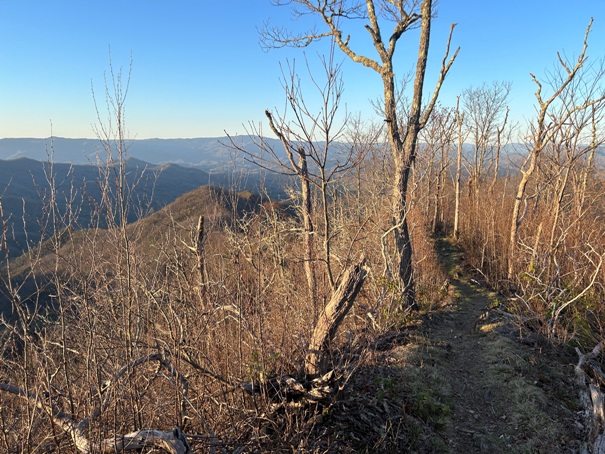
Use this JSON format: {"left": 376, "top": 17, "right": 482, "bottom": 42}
{"left": 2, "top": 1, "right": 605, "bottom": 452}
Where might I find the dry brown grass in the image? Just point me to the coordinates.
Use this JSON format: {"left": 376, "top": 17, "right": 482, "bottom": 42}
{"left": 0, "top": 145, "right": 454, "bottom": 451}
{"left": 8, "top": 132, "right": 605, "bottom": 451}
{"left": 452, "top": 167, "right": 605, "bottom": 348}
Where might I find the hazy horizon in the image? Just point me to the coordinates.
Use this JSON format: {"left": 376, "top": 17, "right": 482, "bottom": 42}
{"left": 1, "top": 1, "right": 603, "bottom": 140}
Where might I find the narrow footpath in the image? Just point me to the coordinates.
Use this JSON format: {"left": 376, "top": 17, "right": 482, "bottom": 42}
{"left": 388, "top": 238, "right": 584, "bottom": 452}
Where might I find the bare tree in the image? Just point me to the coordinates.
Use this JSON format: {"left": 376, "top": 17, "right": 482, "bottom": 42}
{"left": 575, "top": 105, "right": 600, "bottom": 217}
{"left": 453, "top": 96, "right": 465, "bottom": 241}
{"left": 262, "top": 0, "right": 459, "bottom": 307}
{"left": 229, "top": 46, "right": 355, "bottom": 314}
{"left": 456, "top": 81, "right": 512, "bottom": 273}
{"left": 0, "top": 56, "right": 201, "bottom": 453}
{"left": 508, "top": 19, "right": 605, "bottom": 281}
{"left": 541, "top": 104, "right": 604, "bottom": 266}
{"left": 462, "top": 81, "right": 511, "bottom": 205}
{"left": 418, "top": 104, "right": 456, "bottom": 233}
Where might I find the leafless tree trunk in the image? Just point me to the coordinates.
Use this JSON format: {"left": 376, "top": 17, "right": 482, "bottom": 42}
{"left": 508, "top": 20, "right": 604, "bottom": 281}
{"left": 575, "top": 105, "right": 602, "bottom": 219}
{"left": 489, "top": 107, "right": 510, "bottom": 195}
{"left": 260, "top": 112, "right": 320, "bottom": 306}
{"left": 419, "top": 106, "right": 455, "bottom": 233}
{"left": 453, "top": 97, "right": 465, "bottom": 241}
{"left": 262, "top": 0, "right": 458, "bottom": 308}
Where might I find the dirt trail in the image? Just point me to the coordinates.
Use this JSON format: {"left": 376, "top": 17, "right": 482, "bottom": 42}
{"left": 388, "top": 238, "right": 584, "bottom": 453}
{"left": 317, "top": 238, "right": 587, "bottom": 453}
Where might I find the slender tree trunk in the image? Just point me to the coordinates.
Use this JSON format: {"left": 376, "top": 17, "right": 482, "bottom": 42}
{"left": 490, "top": 107, "right": 509, "bottom": 195}
{"left": 548, "top": 165, "right": 570, "bottom": 256}
{"left": 454, "top": 99, "right": 464, "bottom": 241}
{"left": 195, "top": 215, "right": 208, "bottom": 298}
{"left": 320, "top": 178, "right": 335, "bottom": 290}
{"left": 433, "top": 146, "right": 448, "bottom": 233}
{"left": 392, "top": 163, "right": 416, "bottom": 306}
{"left": 508, "top": 150, "right": 539, "bottom": 280}
{"left": 432, "top": 180, "right": 440, "bottom": 233}
{"left": 298, "top": 149, "right": 318, "bottom": 313}
{"left": 578, "top": 106, "right": 597, "bottom": 217}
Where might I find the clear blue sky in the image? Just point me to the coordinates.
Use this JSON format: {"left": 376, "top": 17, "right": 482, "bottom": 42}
{"left": 0, "top": 0, "right": 603, "bottom": 139}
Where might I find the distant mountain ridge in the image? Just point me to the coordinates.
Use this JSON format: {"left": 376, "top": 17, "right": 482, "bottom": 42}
{"left": 0, "top": 136, "right": 284, "bottom": 171}
{"left": 6, "top": 136, "right": 599, "bottom": 174}
{"left": 0, "top": 157, "right": 210, "bottom": 257}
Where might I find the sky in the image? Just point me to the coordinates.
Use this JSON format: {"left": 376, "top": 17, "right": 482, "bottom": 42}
{"left": 0, "top": 0, "right": 603, "bottom": 140}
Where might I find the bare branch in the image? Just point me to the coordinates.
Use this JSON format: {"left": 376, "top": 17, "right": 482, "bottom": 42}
{"left": 420, "top": 22, "right": 460, "bottom": 128}
{"left": 0, "top": 353, "right": 192, "bottom": 453}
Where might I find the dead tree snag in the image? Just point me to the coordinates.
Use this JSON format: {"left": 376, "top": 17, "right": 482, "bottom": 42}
{"left": 305, "top": 256, "right": 368, "bottom": 376}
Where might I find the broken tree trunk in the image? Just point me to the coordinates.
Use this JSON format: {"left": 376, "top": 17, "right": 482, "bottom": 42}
{"left": 305, "top": 256, "right": 367, "bottom": 377}
{"left": 95, "top": 427, "right": 190, "bottom": 453}
{"left": 576, "top": 341, "right": 605, "bottom": 452}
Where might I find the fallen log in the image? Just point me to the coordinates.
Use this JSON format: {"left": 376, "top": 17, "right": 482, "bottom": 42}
{"left": 96, "top": 427, "right": 190, "bottom": 454}
{"left": 242, "top": 369, "right": 338, "bottom": 400}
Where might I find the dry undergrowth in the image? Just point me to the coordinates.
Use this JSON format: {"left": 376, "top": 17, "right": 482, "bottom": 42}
{"left": 0, "top": 182, "right": 591, "bottom": 453}
{"left": 297, "top": 238, "right": 585, "bottom": 453}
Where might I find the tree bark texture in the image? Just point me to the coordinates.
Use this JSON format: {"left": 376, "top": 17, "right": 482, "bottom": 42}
{"left": 281, "top": 0, "right": 458, "bottom": 309}
{"left": 305, "top": 256, "right": 367, "bottom": 376}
